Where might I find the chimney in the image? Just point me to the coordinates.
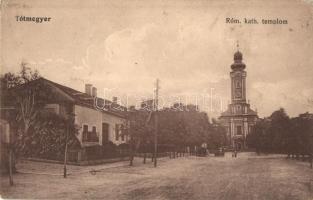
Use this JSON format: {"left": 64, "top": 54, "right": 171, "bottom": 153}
{"left": 112, "top": 97, "right": 118, "bottom": 104}
{"left": 85, "top": 84, "right": 92, "bottom": 96}
{"left": 92, "top": 87, "right": 97, "bottom": 97}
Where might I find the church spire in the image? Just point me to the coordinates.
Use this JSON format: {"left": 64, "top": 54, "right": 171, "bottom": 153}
{"left": 236, "top": 40, "right": 239, "bottom": 51}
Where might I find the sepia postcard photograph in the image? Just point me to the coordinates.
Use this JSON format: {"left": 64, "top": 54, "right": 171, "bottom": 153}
{"left": 0, "top": 0, "right": 313, "bottom": 199}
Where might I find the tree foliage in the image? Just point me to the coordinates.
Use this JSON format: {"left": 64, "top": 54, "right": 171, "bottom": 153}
{"left": 1, "top": 62, "right": 40, "bottom": 89}
{"left": 125, "top": 105, "right": 227, "bottom": 153}
{"left": 207, "top": 118, "right": 227, "bottom": 149}
{"left": 15, "top": 111, "right": 80, "bottom": 160}
{"left": 247, "top": 108, "right": 313, "bottom": 156}
{"left": 1, "top": 63, "right": 80, "bottom": 160}
{"left": 126, "top": 110, "right": 154, "bottom": 153}
{"left": 1, "top": 62, "right": 45, "bottom": 135}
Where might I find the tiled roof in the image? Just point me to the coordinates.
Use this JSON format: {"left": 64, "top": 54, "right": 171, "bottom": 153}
{"left": 15, "top": 78, "right": 127, "bottom": 118}
{"left": 220, "top": 105, "right": 258, "bottom": 118}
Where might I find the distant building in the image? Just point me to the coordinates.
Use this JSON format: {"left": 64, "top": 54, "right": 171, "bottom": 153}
{"left": 140, "top": 99, "right": 155, "bottom": 111}
{"left": 170, "top": 103, "right": 198, "bottom": 112}
{"left": 171, "top": 103, "right": 185, "bottom": 111}
{"left": 219, "top": 50, "right": 258, "bottom": 150}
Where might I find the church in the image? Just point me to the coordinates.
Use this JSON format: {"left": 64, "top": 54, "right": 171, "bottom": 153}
{"left": 219, "top": 50, "right": 258, "bottom": 150}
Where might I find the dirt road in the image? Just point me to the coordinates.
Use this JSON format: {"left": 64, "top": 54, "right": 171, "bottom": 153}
{"left": 1, "top": 152, "right": 312, "bottom": 200}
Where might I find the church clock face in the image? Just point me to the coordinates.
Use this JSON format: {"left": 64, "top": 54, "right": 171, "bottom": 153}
{"left": 235, "top": 89, "right": 242, "bottom": 98}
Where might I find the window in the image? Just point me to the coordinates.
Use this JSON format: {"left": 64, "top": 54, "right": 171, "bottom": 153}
{"left": 83, "top": 125, "right": 88, "bottom": 132}
{"left": 237, "top": 105, "right": 241, "bottom": 113}
{"left": 102, "top": 123, "right": 109, "bottom": 144}
{"left": 44, "top": 104, "right": 59, "bottom": 114}
{"left": 121, "top": 124, "right": 125, "bottom": 141}
{"left": 82, "top": 125, "right": 99, "bottom": 142}
{"left": 115, "top": 124, "right": 119, "bottom": 141}
{"left": 83, "top": 125, "right": 88, "bottom": 141}
{"left": 90, "top": 126, "right": 98, "bottom": 142}
{"left": 236, "top": 80, "right": 241, "bottom": 88}
{"left": 45, "top": 108, "right": 56, "bottom": 113}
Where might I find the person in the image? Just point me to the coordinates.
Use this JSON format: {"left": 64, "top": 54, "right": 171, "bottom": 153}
{"left": 232, "top": 148, "right": 236, "bottom": 158}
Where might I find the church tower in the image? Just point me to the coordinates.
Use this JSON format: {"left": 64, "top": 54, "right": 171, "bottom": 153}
{"left": 231, "top": 51, "right": 246, "bottom": 104}
{"left": 219, "top": 48, "right": 258, "bottom": 150}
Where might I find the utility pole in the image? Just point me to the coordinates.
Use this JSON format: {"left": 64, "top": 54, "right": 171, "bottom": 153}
{"left": 3, "top": 120, "right": 13, "bottom": 186}
{"left": 63, "top": 120, "right": 69, "bottom": 178}
{"left": 8, "top": 144, "right": 13, "bottom": 186}
{"left": 64, "top": 111, "right": 73, "bottom": 178}
{"left": 154, "top": 79, "right": 159, "bottom": 168}
{"left": 310, "top": 136, "right": 313, "bottom": 169}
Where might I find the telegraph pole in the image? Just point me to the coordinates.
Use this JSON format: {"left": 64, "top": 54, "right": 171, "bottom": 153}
{"left": 63, "top": 120, "right": 69, "bottom": 178}
{"left": 8, "top": 143, "right": 13, "bottom": 186}
{"left": 64, "top": 111, "right": 74, "bottom": 178}
{"left": 154, "top": 79, "right": 159, "bottom": 168}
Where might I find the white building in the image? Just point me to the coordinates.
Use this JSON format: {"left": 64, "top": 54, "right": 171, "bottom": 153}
{"left": 28, "top": 78, "right": 128, "bottom": 161}
{"left": 219, "top": 51, "right": 258, "bottom": 150}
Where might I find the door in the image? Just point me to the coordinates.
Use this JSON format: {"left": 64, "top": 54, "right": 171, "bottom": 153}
{"left": 102, "top": 123, "right": 109, "bottom": 145}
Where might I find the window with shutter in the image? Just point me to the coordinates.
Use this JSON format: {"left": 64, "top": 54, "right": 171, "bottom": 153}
{"left": 115, "top": 124, "right": 119, "bottom": 141}
{"left": 83, "top": 125, "right": 88, "bottom": 142}
{"left": 121, "top": 124, "right": 125, "bottom": 141}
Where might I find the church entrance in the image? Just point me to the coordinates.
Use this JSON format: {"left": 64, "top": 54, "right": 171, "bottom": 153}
{"left": 234, "top": 139, "right": 244, "bottom": 151}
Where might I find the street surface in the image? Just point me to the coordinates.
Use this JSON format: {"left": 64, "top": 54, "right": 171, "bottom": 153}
{"left": 1, "top": 152, "right": 312, "bottom": 200}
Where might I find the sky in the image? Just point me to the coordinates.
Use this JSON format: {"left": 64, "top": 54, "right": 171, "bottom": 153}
{"left": 1, "top": 0, "right": 313, "bottom": 118}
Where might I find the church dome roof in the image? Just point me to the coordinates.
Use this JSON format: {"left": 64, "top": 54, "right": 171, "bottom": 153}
{"left": 231, "top": 51, "right": 246, "bottom": 70}
{"left": 234, "top": 51, "right": 243, "bottom": 61}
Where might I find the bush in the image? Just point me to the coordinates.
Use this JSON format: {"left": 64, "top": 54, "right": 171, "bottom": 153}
{"left": 14, "top": 111, "right": 80, "bottom": 161}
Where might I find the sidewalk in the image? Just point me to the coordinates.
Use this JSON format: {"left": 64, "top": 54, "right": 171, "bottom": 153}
{"left": 15, "top": 156, "right": 173, "bottom": 176}
{"left": 16, "top": 159, "right": 130, "bottom": 176}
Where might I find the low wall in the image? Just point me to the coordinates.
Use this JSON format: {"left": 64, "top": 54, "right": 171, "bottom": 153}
{"left": 23, "top": 156, "right": 130, "bottom": 166}
{"left": 135, "top": 152, "right": 189, "bottom": 158}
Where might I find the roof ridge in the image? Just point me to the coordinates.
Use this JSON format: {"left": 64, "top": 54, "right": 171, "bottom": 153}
{"left": 40, "top": 77, "right": 127, "bottom": 110}
{"left": 7, "top": 77, "right": 127, "bottom": 118}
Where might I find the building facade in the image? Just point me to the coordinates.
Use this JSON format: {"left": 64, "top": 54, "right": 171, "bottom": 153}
{"left": 6, "top": 78, "right": 128, "bottom": 162}
{"left": 219, "top": 51, "right": 258, "bottom": 150}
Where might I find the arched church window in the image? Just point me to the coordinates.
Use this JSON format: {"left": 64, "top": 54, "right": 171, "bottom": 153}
{"left": 235, "top": 80, "right": 241, "bottom": 88}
